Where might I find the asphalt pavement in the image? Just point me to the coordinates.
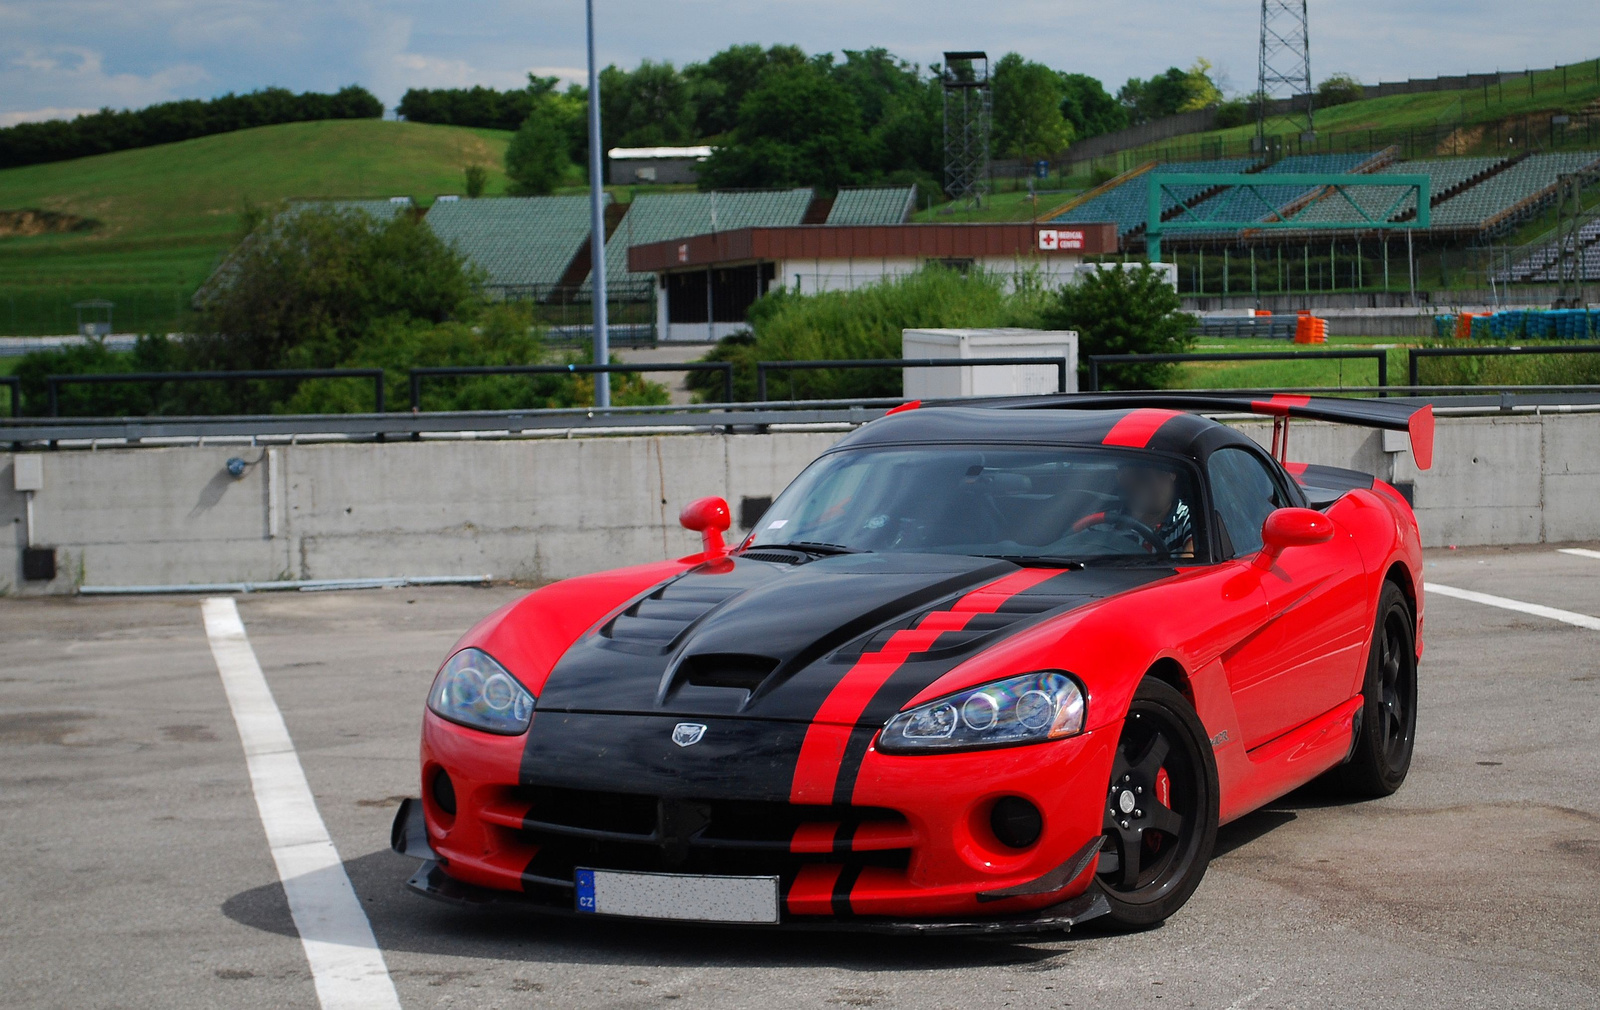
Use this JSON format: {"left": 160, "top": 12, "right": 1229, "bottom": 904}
{"left": 2, "top": 543, "right": 1597, "bottom": 1009}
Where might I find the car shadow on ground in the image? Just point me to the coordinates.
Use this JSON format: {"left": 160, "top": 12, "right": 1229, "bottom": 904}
{"left": 220, "top": 799, "right": 1312, "bottom": 974}
{"left": 223, "top": 848, "right": 1108, "bottom": 971}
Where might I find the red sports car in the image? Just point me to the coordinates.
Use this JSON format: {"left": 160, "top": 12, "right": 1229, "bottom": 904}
{"left": 393, "top": 394, "right": 1434, "bottom": 933}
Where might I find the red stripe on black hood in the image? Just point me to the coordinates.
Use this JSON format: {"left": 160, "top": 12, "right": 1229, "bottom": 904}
{"left": 518, "top": 555, "right": 1172, "bottom": 803}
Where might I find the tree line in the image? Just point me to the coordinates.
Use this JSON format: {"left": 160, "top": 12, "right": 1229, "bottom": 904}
{"left": 402, "top": 45, "right": 1228, "bottom": 196}
{"left": 0, "top": 86, "right": 383, "bottom": 169}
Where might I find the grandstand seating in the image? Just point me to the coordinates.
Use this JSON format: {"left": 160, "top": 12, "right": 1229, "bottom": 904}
{"left": 1188, "top": 152, "right": 1379, "bottom": 226}
{"left": 1500, "top": 216, "right": 1600, "bottom": 282}
{"left": 1430, "top": 151, "right": 1600, "bottom": 230}
{"left": 425, "top": 195, "right": 599, "bottom": 289}
{"left": 586, "top": 189, "right": 814, "bottom": 293}
{"left": 1048, "top": 159, "right": 1259, "bottom": 237}
{"left": 1291, "top": 157, "right": 1505, "bottom": 225}
{"left": 826, "top": 186, "right": 916, "bottom": 225}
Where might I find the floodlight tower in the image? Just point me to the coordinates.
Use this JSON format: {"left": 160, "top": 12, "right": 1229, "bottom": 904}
{"left": 1257, "top": 0, "right": 1315, "bottom": 155}
{"left": 942, "top": 51, "right": 992, "bottom": 209}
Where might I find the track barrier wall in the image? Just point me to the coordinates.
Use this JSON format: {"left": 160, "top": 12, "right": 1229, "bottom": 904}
{"left": 2, "top": 412, "right": 1597, "bottom": 594}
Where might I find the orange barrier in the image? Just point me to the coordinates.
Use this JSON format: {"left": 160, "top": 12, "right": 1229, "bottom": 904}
{"left": 1294, "top": 311, "right": 1327, "bottom": 344}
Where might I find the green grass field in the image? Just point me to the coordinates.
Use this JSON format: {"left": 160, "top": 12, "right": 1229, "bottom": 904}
{"left": 0, "top": 119, "right": 517, "bottom": 334}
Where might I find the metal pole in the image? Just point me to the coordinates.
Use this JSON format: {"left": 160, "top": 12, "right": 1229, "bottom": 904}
{"left": 585, "top": 0, "right": 610, "bottom": 408}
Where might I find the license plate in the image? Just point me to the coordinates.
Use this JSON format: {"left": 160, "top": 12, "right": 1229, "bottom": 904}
{"left": 574, "top": 868, "right": 780, "bottom": 924}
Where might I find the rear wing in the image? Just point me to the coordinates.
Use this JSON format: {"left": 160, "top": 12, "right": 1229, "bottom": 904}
{"left": 988, "top": 392, "right": 1434, "bottom": 470}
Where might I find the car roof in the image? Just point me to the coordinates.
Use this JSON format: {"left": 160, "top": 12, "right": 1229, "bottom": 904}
{"left": 830, "top": 405, "right": 1256, "bottom": 461}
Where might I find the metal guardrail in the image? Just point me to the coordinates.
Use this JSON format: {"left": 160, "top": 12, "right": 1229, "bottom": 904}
{"left": 1088, "top": 351, "right": 1390, "bottom": 395}
{"left": 45, "top": 368, "right": 386, "bottom": 416}
{"left": 1, "top": 376, "right": 18, "bottom": 418}
{"left": 8, "top": 387, "right": 1600, "bottom": 447}
{"left": 755, "top": 357, "right": 1071, "bottom": 401}
{"left": 1407, "top": 343, "right": 1600, "bottom": 386}
{"left": 408, "top": 362, "right": 734, "bottom": 410}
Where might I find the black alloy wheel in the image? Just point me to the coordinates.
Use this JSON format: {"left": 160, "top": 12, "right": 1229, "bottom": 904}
{"left": 1331, "top": 581, "right": 1418, "bottom": 797}
{"left": 1095, "top": 678, "right": 1219, "bottom": 929}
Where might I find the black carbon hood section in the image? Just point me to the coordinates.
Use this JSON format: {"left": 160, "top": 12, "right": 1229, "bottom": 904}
{"left": 532, "top": 553, "right": 1170, "bottom": 724}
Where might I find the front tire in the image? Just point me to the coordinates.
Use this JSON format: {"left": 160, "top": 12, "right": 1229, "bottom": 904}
{"left": 1332, "top": 581, "right": 1418, "bottom": 797}
{"left": 1094, "top": 678, "right": 1219, "bottom": 930}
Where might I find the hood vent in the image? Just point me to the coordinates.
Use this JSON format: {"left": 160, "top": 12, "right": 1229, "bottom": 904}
{"left": 668, "top": 652, "right": 781, "bottom": 701}
{"left": 603, "top": 580, "right": 745, "bottom": 651}
{"left": 736, "top": 548, "right": 812, "bottom": 566}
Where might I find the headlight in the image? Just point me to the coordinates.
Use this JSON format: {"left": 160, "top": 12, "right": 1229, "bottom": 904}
{"left": 878, "top": 671, "right": 1085, "bottom": 754}
{"left": 426, "top": 648, "right": 535, "bottom": 735}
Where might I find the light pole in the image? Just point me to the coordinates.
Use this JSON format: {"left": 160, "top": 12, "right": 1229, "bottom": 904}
{"left": 585, "top": 0, "right": 610, "bottom": 407}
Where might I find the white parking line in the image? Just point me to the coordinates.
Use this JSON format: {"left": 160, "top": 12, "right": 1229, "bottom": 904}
{"left": 201, "top": 597, "right": 402, "bottom": 1010}
{"left": 1425, "top": 583, "right": 1600, "bottom": 632}
{"left": 1557, "top": 548, "right": 1600, "bottom": 561}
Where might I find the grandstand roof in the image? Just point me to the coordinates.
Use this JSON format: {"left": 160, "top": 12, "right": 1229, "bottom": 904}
{"left": 586, "top": 188, "right": 814, "bottom": 292}
{"left": 826, "top": 186, "right": 917, "bottom": 225}
{"left": 425, "top": 195, "right": 601, "bottom": 288}
{"left": 290, "top": 198, "right": 414, "bottom": 220}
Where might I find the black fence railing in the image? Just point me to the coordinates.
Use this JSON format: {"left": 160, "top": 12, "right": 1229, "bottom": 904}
{"left": 755, "top": 357, "right": 1072, "bottom": 401}
{"left": 44, "top": 368, "right": 386, "bottom": 417}
{"left": 1408, "top": 343, "right": 1600, "bottom": 386}
{"left": 1088, "top": 350, "right": 1391, "bottom": 395}
{"left": 408, "top": 362, "right": 734, "bottom": 410}
{"left": 1, "top": 376, "right": 18, "bottom": 417}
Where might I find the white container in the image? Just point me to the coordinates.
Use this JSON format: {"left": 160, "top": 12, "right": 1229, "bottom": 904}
{"left": 901, "top": 328, "right": 1079, "bottom": 399}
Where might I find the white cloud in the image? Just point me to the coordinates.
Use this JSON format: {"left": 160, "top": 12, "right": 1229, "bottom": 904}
{"left": 0, "top": 107, "right": 98, "bottom": 127}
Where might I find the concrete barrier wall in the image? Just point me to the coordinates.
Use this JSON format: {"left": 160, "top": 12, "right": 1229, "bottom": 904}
{"left": 3, "top": 412, "right": 1596, "bottom": 594}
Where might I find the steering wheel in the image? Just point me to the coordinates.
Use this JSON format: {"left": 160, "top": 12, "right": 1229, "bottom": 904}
{"left": 1082, "top": 511, "right": 1167, "bottom": 555}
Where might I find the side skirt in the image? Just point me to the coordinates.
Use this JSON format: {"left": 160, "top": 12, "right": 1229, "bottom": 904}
{"left": 1217, "top": 696, "right": 1363, "bottom": 823}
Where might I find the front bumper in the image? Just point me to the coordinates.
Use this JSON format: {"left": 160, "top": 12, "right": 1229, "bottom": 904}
{"left": 394, "top": 797, "right": 1108, "bottom": 934}
{"left": 406, "top": 709, "right": 1118, "bottom": 930}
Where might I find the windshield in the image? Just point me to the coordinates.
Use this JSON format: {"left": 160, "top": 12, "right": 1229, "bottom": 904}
{"left": 746, "top": 445, "right": 1200, "bottom": 564}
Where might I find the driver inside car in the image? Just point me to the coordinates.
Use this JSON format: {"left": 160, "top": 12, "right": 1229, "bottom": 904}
{"left": 1070, "top": 460, "right": 1195, "bottom": 558}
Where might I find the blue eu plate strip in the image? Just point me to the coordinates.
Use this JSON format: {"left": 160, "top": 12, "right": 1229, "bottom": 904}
{"left": 575, "top": 869, "right": 596, "bottom": 913}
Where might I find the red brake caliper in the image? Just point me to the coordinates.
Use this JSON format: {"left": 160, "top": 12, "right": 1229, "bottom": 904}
{"left": 1147, "top": 768, "right": 1172, "bottom": 851}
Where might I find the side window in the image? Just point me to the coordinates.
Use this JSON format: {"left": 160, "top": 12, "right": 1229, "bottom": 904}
{"left": 1207, "top": 448, "right": 1286, "bottom": 558}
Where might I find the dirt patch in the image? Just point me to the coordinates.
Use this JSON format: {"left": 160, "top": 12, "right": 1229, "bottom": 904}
{"left": 0, "top": 711, "right": 89, "bottom": 745}
{"left": 1434, "top": 124, "right": 1485, "bottom": 156}
{"left": 0, "top": 209, "right": 100, "bottom": 237}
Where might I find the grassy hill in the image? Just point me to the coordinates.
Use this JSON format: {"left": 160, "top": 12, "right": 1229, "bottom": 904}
{"left": 0, "top": 119, "right": 515, "bottom": 335}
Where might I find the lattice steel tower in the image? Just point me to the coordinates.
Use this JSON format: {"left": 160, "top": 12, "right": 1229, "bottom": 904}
{"left": 942, "top": 51, "right": 992, "bottom": 209}
{"left": 1257, "top": 0, "right": 1315, "bottom": 154}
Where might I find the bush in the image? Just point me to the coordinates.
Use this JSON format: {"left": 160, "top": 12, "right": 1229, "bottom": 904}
{"left": 188, "top": 205, "right": 482, "bottom": 380}
{"left": 1316, "top": 74, "right": 1365, "bottom": 109}
{"left": 505, "top": 106, "right": 574, "bottom": 195}
{"left": 688, "top": 266, "right": 1052, "bottom": 400}
{"left": 1040, "top": 264, "right": 1196, "bottom": 389}
{"left": 464, "top": 165, "right": 488, "bottom": 198}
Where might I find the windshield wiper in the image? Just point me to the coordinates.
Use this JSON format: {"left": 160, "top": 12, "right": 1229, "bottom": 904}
{"left": 785, "top": 541, "right": 866, "bottom": 556}
{"left": 972, "top": 554, "right": 1086, "bottom": 569}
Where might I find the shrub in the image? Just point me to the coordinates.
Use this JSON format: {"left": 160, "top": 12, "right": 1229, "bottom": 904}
{"left": 505, "top": 106, "right": 574, "bottom": 196}
{"left": 688, "top": 266, "right": 1052, "bottom": 400}
{"left": 1316, "top": 74, "right": 1365, "bottom": 109}
{"left": 464, "top": 165, "right": 488, "bottom": 198}
{"left": 1040, "top": 263, "right": 1196, "bottom": 389}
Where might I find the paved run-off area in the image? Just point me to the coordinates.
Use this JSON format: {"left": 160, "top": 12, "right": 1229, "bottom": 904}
{"left": 1, "top": 545, "right": 1598, "bottom": 1009}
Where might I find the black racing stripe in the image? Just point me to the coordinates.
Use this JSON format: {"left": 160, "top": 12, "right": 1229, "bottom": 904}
{"left": 831, "top": 725, "right": 880, "bottom": 805}
{"left": 833, "top": 820, "right": 858, "bottom": 854}
{"left": 831, "top": 865, "right": 862, "bottom": 918}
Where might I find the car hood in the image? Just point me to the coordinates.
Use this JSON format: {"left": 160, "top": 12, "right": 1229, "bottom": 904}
{"left": 532, "top": 551, "right": 1169, "bottom": 725}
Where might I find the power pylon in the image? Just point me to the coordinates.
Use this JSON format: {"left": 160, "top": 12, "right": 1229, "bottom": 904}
{"left": 1257, "top": 0, "right": 1315, "bottom": 155}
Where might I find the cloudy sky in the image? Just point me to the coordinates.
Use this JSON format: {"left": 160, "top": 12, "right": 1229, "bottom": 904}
{"left": 3, "top": 1, "right": 1597, "bottom": 126}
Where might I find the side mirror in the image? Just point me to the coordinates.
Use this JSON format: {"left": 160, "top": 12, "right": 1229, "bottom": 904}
{"left": 679, "top": 496, "right": 732, "bottom": 557}
{"left": 1254, "top": 507, "right": 1335, "bottom": 569}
